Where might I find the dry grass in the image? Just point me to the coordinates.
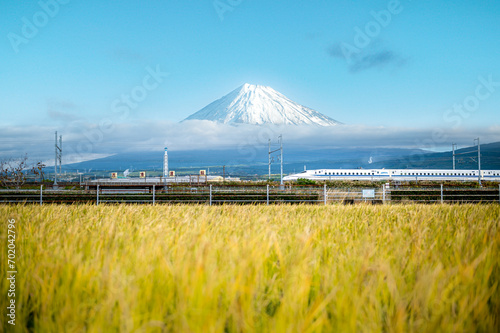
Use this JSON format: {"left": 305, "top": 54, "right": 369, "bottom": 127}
{"left": 1, "top": 204, "right": 499, "bottom": 332}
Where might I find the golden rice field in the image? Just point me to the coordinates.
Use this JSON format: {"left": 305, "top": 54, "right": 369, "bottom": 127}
{"left": 1, "top": 204, "right": 499, "bottom": 332}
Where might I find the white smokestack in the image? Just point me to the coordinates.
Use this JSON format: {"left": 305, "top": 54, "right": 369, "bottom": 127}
{"left": 163, "top": 147, "right": 168, "bottom": 177}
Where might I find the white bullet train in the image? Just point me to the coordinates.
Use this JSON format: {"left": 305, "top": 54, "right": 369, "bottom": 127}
{"left": 283, "top": 169, "right": 500, "bottom": 182}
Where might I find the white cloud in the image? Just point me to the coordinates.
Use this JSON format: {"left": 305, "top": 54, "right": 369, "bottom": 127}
{"left": 1, "top": 122, "right": 499, "bottom": 164}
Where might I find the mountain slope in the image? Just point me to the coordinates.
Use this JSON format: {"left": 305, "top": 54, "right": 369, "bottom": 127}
{"left": 184, "top": 83, "right": 341, "bottom": 126}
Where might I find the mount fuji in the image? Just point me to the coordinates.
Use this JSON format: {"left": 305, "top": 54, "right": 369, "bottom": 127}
{"left": 183, "top": 83, "right": 341, "bottom": 126}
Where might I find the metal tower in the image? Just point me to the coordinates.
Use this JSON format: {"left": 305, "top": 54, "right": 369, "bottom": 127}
{"left": 54, "top": 131, "right": 62, "bottom": 186}
{"left": 268, "top": 135, "right": 283, "bottom": 184}
{"left": 163, "top": 147, "right": 169, "bottom": 177}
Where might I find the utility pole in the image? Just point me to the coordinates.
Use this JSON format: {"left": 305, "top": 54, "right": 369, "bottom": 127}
{"left": 268, "top": 139, "right": 271, "bottom": 180}
{"left": 268, "top": 136, "right": 283, "bottom": 183}
{"left": 279, "top": 135, "right": 283, "bottom": 186}
{"left": 54, "top": 132, "right": 58, "bottom": 186}
{"left": 59, "top": 135, "right": 62, "bottom": 175}
{"left": 452, "top": 143, "right": 457, "bottom": 170}
{"left": 474, "top": 138, "right": 481, "bottom": 186}
{"left": 53, "top": 131, "right": 62, "bottom": 186}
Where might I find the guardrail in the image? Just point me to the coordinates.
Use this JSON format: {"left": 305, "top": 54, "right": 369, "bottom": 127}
{"left": 1, "top": 184, "right": 499, "bottom": 205}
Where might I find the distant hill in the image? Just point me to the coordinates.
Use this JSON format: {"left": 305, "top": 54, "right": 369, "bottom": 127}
{"left": 57, "top": 142, "right": 500, "bottom": 177}
{"left": 368, "top": 141, "right": 500, "bottom": 170}
{"left": 60, "top": 147, "right": 426, "bottom": 176}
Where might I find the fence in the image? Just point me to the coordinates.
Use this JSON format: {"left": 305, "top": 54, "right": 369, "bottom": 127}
{"left": 1, "top": 184, "right": 499, "bottom": 205}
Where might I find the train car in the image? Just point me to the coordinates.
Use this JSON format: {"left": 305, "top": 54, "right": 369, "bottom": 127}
{"left": 283, "top": 169, "right": 500, "bottom": 182}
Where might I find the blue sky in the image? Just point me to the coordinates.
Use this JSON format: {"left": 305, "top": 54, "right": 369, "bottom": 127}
{"left": 1, "top": 0, "right": 499, "bottom": 162}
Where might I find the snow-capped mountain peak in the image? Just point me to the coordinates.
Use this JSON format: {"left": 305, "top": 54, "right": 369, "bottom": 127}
{"left": 183, "top": 84, "right": 341, "bottom": 126}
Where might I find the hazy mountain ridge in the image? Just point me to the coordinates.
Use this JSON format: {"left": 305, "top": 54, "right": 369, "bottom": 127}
{"left": 56, "top": 142, "right": 500, "bottom": 176}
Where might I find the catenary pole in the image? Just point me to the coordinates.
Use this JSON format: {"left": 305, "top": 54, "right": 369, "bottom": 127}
{"left": 280, "top": 135, "right": 283, "bottom": 186}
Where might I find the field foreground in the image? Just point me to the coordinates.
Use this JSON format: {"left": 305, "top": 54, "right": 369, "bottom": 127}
{"left": 1, "top": 204, "right": 499, "bottom": 332}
